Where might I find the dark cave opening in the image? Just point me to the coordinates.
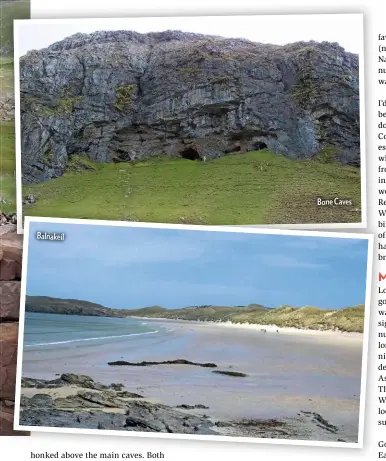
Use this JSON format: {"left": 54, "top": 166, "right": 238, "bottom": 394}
{"left": 224, "top": 145, "right": 241, "bottom": 154}
{"left": 253, "top": 141, "right": 268, "bottom": 151}
{"left": 179, "top": 147, "right": 201, "bottom": 160}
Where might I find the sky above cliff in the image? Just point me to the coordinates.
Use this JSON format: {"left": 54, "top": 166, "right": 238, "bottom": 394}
{"left": 16, "top": 14, "right": 362, "bottom": 56}
{"left": 25, "top": 221, "right": 370, "bottom": 310}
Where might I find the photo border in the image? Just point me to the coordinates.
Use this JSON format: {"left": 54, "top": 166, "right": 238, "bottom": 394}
{"left": 14, "top": 216, "right": 374, "bottom": 448}
{"left": 13, "top": 13, "right": 367, "bottom": 234}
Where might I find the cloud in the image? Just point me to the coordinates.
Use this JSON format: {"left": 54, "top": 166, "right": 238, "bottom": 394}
{"left": 259, "top": 254, "right": 327, "bottom": 269}
{"left": 283, "top": 236, "right": 368, "bottom": 251}
{"left": 28, "top": 224, "right": 207, "bottom": 266}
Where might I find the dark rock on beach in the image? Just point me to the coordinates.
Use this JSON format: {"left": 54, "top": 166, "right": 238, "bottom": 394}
{"left": 20, "top": 31, "right": 360, "bottom": 184}
{"left": 108, "top": 359, "right": 218, "bottom": 368}
{"left": 176, "top": 404, "right": 209, "bottom": 410}
{"left": 300, "top": 410, "right": 339, "bottom": 434}
{"left": 212, "top": 370, "right": 248, "bottom": 377}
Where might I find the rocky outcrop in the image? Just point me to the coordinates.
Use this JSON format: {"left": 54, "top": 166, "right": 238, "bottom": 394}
{"left": 0, "top": 225, "right": 29, "bottom": 435}
{"left": 20, "top": 31, "right": 360, "bottom": 184}
{"left": 0, "top": 226, "right": 22, "bottom": 281}
{"left": 22, "top": 373, "right": 124, "bottom": 391}
{"left": 20, "top": 374, "right": 216, "bottom": 434}
{"left": 0, "top": 96, "right": 15, "bottom": 122}
{"left": 0, "top": 212, "right": 17, "bottom": 226}
{"left": 19, "top": 372, "right": 351, "bottom": 441}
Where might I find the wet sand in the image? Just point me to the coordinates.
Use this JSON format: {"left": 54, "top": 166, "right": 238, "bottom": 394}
{"left": 21, "top": 318, "right": 364, "bottom": 442}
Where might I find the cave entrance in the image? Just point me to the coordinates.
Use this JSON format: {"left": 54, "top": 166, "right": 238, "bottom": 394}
{"left": 253, "top": 141, "right": 268, "bottom": 151}
{"left": 179, "top": 146, "right": 201, "bottom": 161}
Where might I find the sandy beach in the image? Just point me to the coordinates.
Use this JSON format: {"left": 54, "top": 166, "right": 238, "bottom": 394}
{"left": 19, "top": 315, "right": 364, "bottom": 442}
{"left": 130, "top": 316, "right": 364, "bottom": 342}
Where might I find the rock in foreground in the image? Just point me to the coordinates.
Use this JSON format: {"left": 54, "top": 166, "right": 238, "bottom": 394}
{"left": 20, "top": 374, "right": 215, "bottom": 434}
{"left": 18, "top": 373, "right": 353, "bottom": 442}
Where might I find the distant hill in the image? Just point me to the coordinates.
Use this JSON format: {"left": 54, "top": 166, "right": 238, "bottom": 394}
{"left": 25, "top": 296, "right": 126, "bottom": 317}
{"left": 26, "top": 296, "right": 365, "bottom": 333}
{"left": 127, "top": 303, "right": 365, "bottom": 333}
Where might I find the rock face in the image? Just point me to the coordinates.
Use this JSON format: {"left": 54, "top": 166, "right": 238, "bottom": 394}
{"left": 20, "top": 30, "right": 360, "bottom": 184}
{"left": 0, "top": 226, "right": 29, "bottom": 436}
{"left": 0, "top": 323, "right": 19, "bottom": 402}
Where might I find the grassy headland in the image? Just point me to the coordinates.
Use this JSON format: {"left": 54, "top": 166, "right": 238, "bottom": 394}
{"left": 126, "top": 304, "right": 365, "bottom": 333}
{"left": 0, "top": 1, "right": 30, "bottom": 57}
{"left": 0, "top": 121, "right": 17, "bottom": 212}
{"left": 22, "top": 149, "right": 361, "bottom": 225}
{"left": 0, "top": 1, "right": 30, "bottom": 213}
{"left": 26, "top": 296, "right": 365, "bottom": 333}
{"left": 0, "top": 57, "right": 14, "bottom": 93}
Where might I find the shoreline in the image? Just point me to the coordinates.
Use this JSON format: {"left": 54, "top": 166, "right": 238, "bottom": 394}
{"left": 20, "top": 313, "right": 363, "bottom": 442}
{"left": 129, "top": 316, "right": 363, "bottom": 341}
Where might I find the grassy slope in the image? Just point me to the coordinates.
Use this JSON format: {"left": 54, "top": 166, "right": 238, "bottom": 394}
{"left": 26, "top": 296, "right": 125, "bottom": 317}
{"left": 0, "top": 121, "right": 16, "bottom": 212}
{"left": 0, "top": 58, "right": 16, "bottom": 212}
{"left": 1, "top": 1, "right": 30, "bottom": 211}
{"left": 0, "top": 1, "right": 30, "bottom": 56}
{"left": 127, "top": 304, "right": 365, "bottom": 333}
{"left": 23, "top": 150, "right": 361, "bottom": 225}
{"left": 0, "top": 57, "right": 14, "bottom": 93}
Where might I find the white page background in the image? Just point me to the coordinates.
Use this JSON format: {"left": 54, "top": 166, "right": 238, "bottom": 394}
{"left": 5, "top": 0, "right": 380, "bottom": 459}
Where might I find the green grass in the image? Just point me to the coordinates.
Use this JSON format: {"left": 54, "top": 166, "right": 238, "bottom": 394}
{"left": 230, "top": 305, "right": 365, "bottom": 332}
{"left": 0, "top": 56, "right": 14, "bottom": 94}
{"left": 23, "top": 149, "right": 361, "bottom": 225}
{"left": 0, "top": 57, "right": 13, "bottom": 70}
{"left": 65, "top": 154, "right": 98, "bottom": 172}
{"left": 0, "top": 1, "right": 30, "bottom": 56}
{"left": 0, "top": 2, "right": 31, "bottom": 212}
{"left": 0, "top": 120, "right": 16, "bottom": 212}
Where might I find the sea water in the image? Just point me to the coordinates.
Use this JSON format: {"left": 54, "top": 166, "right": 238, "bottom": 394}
{"left": 23, "top": 312, "right": 160, "bottom": 350}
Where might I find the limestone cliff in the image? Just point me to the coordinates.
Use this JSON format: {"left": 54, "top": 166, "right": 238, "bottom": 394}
{"left": 19, "top": 30, "right": 360, "bottom": 184}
